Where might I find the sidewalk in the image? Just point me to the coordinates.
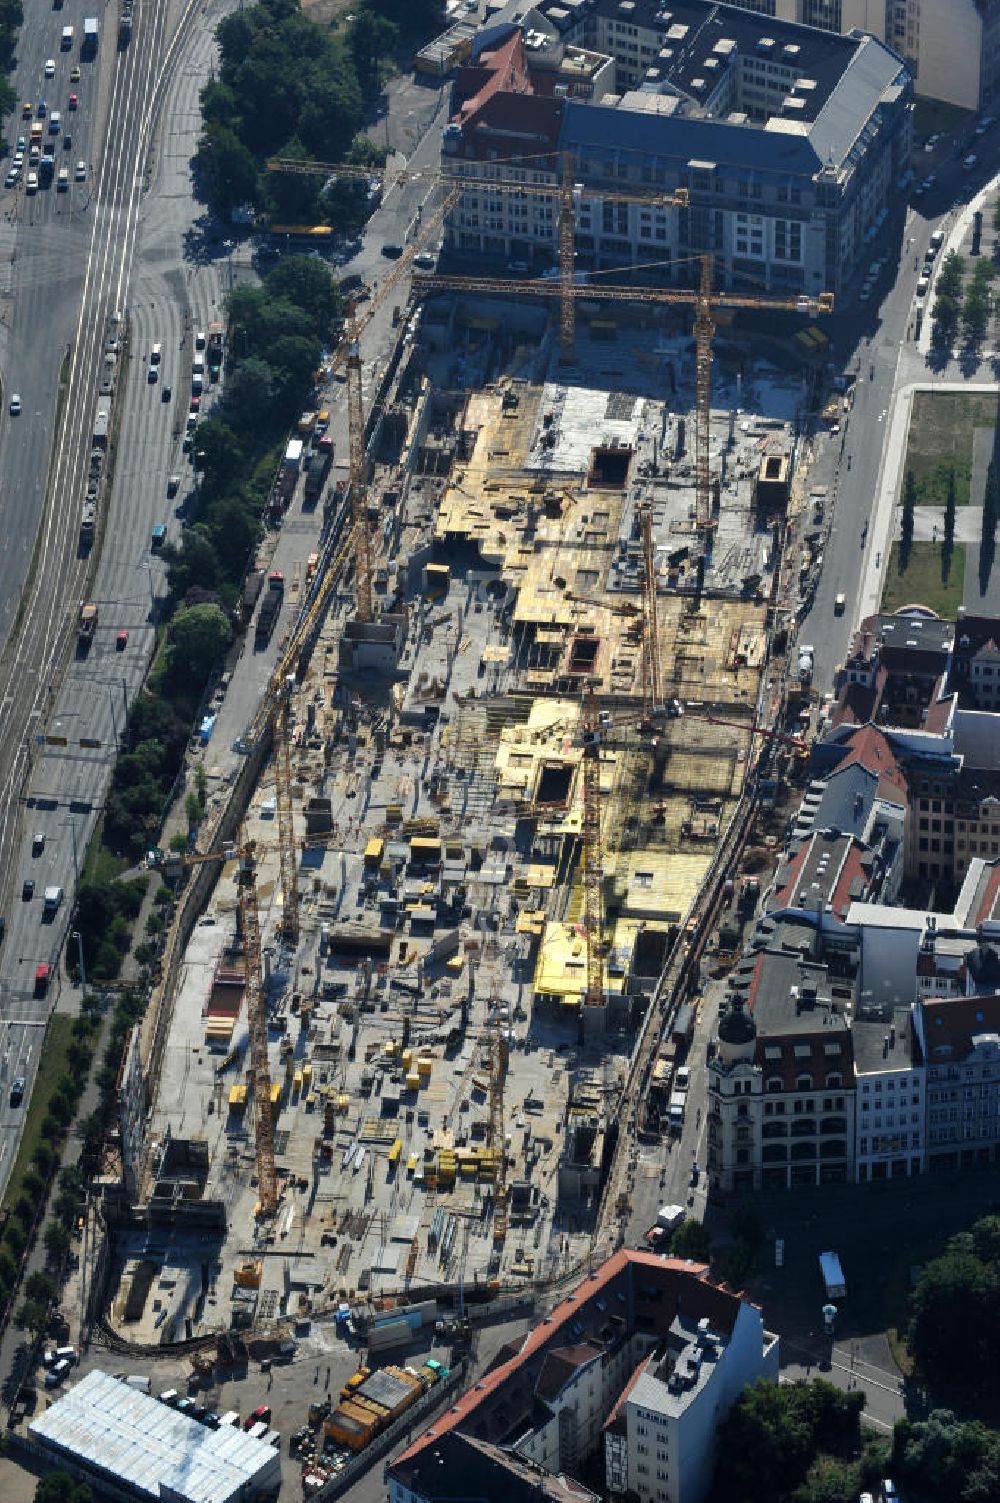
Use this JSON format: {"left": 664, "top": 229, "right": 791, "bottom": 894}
{"left": 918, "top": 170, "right": 1000, "bottom": 358}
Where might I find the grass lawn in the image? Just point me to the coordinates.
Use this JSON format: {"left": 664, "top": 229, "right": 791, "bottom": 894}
{"left": 882, "top": 541, "right": 966, "bottom": 618}
{"left": 81, "top": 832, "right": 128, "bottom": 888}
{"left": 0, "top": 1014, "right": 74, "bottom": 1213}
{"left": 904, "top": 390, "right": 998, "bottom": 505}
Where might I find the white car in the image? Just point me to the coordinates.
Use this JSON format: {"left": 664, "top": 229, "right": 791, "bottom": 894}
{"left": 75, "top": 160, "right": 87, "bottom": 182}
{"left": 44, "top": 58, "right": 56, "bottom": 78}
{"left": 9, "top": 393, "right": 21, "bottom": 415}
{"left": 26, "top": 171, "right": 37, "bottom": 194}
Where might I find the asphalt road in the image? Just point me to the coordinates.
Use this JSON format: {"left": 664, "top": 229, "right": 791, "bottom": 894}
{"left": 0, "top": 0, "right": 227, "bottom": 1198}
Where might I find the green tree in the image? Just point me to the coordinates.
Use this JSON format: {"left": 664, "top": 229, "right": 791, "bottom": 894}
{"left": 15, "top": 1298, "right": 49, "bottom": 1336}
{"left": 166, "top": 603, "right": 233, "bottom": 685}
{"left": 348, "top": 9, "right": 399, "bottom": 96}
{"left": 194, "top": 125, "right": 260, "bottom": 218}
{"left": 35, "top": 1474, "right": 93, "bottom": 1503}
{"left": 901, "top": 468, "right": 917, "bottom": 570}
{"left": 221, "top": 356, "right": 275, "bottom": 434}
{"left": 264, "top": 255, "right": 342, "bottom": 332}
{"left": 711, "top": 1379, "right": 817, "bottom": 1501}
{"left": 192, "top": 419, "right": 247, "bottom": 502}
{"left": 908, "top": 1244, "right": 998, "bottom": 1387}
{"left": 670, "top": 1218, "right": 712, "bottom": 1262}
{"left": 44, "top": 1223, "right": 72, "bottom": 1260}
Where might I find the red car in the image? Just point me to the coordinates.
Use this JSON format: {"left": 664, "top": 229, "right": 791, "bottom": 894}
{"left": 190, "top": 394, "right": 201, "bottom": 412}
{"left": 68, "top": 93, "right": 78, "bottom": 110}
{"left": 115, "top": 630, "right": 128, "bottom": 651}
{"left": 243, "top": 1404, "right": 271, "bottom": 1431}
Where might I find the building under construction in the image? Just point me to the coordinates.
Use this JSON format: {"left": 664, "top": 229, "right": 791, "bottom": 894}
{"left": 102, "top": 266, "right": 806, "bottom": 1350}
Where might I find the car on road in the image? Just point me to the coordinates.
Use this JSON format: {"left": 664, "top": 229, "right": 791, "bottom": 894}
{"left": 413, "top": 251, "right": 435, "bottom": 270}
{"left": 22, "top": 101, "right": 32, "bottom": 118}
{"left": 381, "top": 241, "right": 403, "bottom": 258}
{"left": 151, "top": 523, "right": 167, "bottom": 549}
{"left": 9, "top": 393, "right": 21, "bottom": 415}
{"left": 37, "top": 99, "right": 46, "bottom": 116}
{"left": 162, "top": 383, "right": 171, "bottom": 402}
{"left": 57, "top": 167, "right": 69, "bottom": 191}
{"left": 167, "top": 474, "right": 180, "bottom": 497}
{"left": 44, "top": 58, "right": 56, "bottom": 77}
{"left": 147, "top": 364, "right": 159, "bottom": 383}
{"left": 835, "top": 592, "right": 846, "bottom": 614}
{"left": 150, "top": 342, "right": 162, "bottom": 364}
{"left": 195, "top": 329, "right": 206, "bottom": 349}
{"left": 68, "top": 92, "right": 78, "bottom": 110}
{"left": 116, "top": 630, "right": 129, "bottom": 651}
{"left": 34, "top": 963, "right": 49, "bottom": 997}
{"left": 70, "top": 64, "right": 80, "bottom": 81}
{"left": 25, "top": 171, "right": 37, "bottom": 194}
{"left": 190, "top": 394, "right": 201, "bottom": 412}
{"left": 5, "top": 170, "right": 18, "bottom": 189}
{"left": 75, "top": 160, "right": 86, "bottom": 181}
{"left": 9, "top": 1078, "right": 24, "bottom": 1107}
{"left": 690, "top": 1163, "right": 700, "bottom": 1187}
{"left": 32, "top": 832, "right": 45, "bottom": 855}
{"left": 22, "top": 879, "right": 34, "bottom": 901}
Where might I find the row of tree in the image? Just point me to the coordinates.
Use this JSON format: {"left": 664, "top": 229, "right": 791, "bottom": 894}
{"left": 194, "top": 0, "right": 439, "bottom": 223}
{"left": 0, "top": 0, "right": 23, "bottom": 134}
{"left": 98, "top": 255, "right": 340, "bottom": 881}
{"left": 907, "top": 1213, "right": 1000, "bottom": 1401}
{"left": 980, "top": 459, "right": 999, "bottom": 594}
{"left": 930, "top": 251, "right": 966, "bottom": 355}
{"left": 0, "top": 1014, "right": 99, "bottom": 1329}
{"left": 961, "top": 259, "right": 996, "bottom": 347}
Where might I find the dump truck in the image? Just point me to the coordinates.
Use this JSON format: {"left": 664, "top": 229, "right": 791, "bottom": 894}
{"left": 78, "top": 602, "right": 98, "bottom": 649}
{"left": 254, "top": 571, "right": 284, "bottom": 647}
{"left": 207, "top": 321, "right": 224, "bottom": 381}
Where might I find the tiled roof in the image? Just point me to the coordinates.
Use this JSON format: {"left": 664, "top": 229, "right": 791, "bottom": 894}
{"left": 535, "top": 1343, "right": 603, "bottom": 1402}
{"left": 391, "top": 1252, "right": 743, "bottom": 1471}
{"left": 921, "top": 993, "right": 1000, "bottom": 1062}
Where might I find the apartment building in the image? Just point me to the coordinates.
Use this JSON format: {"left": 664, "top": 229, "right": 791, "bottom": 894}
{"left": 707, "top": 921, "right": 857, "bottom": 1193}
{"left": 852, "top": 1007, "right": 925, "bottom": 1181}
{"left": 388, "top": 1251, "right": 778, "bottom": 1503}
{"left": 442, "top": 0, "right": 912, "bottom": 300}
{"left": 916, "top": 992, "right": 1000, "bottom": 1170}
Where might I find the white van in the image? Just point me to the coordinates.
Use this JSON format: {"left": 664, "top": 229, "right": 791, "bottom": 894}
{"left": 150, "top": 342, "right": 162, "bottom": 364}
{"left": 61, "top": 24, "right": 74, "bottom": 48}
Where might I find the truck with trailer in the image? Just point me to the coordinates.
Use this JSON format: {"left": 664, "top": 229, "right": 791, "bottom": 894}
{"left": 303, "top": 447, "right": 332, "bottom": 507}
{"left": 819, "top": 1250, "right": 846, "bottom": 1299}
{"left": 254, "top": 572, "right": 285, "bottom": 647}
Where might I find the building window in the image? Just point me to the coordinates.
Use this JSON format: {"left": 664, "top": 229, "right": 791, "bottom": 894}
{"left": 796, "top": 1074, "right": 813, "bottom": 1091}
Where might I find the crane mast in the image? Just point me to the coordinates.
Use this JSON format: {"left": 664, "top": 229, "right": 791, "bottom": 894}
{"left": 274, "top": 695, "right": 299, "bottom": 944}
{"left": 237, "top": 839, "right": 277, "bottom": 1217}
{"left": 640, "top": 504, "right": 662, "bottom": 716}
{"left": 580, "top": 689, "right": 605, "bottom": 1022}
{"left": 347, "top": 339, "right": 374, "bottom": 624}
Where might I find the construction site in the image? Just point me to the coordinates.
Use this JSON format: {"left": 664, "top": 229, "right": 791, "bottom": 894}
{"left": 91, "top": 174, "right": 826, "bottom": 1372}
